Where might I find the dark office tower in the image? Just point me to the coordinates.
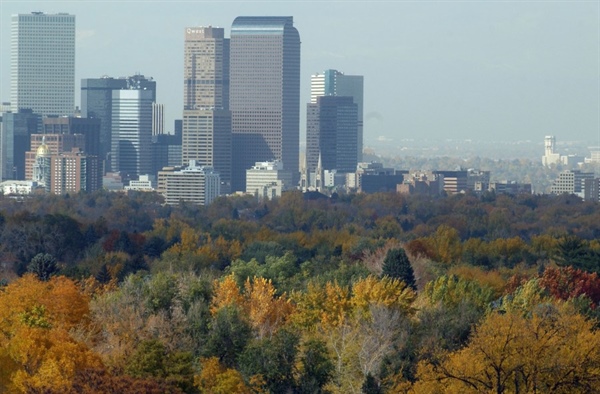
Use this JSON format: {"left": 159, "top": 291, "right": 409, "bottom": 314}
{"left": 182, "top": 27, "right": 231, "bottom": 194}
{"left": 42, "top": 116, "right": 101, "bottom": 156}
{"left": 230, "top": 16, "right": 300, "bottom": 191}
{"left": 81, "top": 75, "right": 156, "bottom": 169}
{"left": 0, "top": 109, "right": 41, "bottom": 180}
{"left": 306, "top": 96, "right": 358, "bottom": 174}
{"left": 11, "top": 13, "right": 75, "bottom": 116}
{"left": 311, "top": 70, "right": 364, "bottom": 162}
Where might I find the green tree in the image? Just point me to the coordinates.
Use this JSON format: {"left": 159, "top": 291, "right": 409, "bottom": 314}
{"left": 297, "top": 339, "right": 334, "bottom": 394}
{"left": 238, "top": 329, "right": 299, "bottom": 394}
{"left": 381, "top": 248, "right": 416, "bottom": 290}
{"left": 27, "top": 253, "right": 58, "bottom": 281}
{"left": 204, "top": 306, "right": 252, "bottom": 368}
{"left": 361, "top": 373, "right": 383, "bottom": 394}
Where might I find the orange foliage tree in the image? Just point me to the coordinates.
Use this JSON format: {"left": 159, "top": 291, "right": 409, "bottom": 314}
{"left": 0, "top": 275, "right": 102, "bottom": 393}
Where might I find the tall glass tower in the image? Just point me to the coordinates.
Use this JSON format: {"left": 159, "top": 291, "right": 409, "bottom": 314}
{"left": 311, "top": 70, "right": 364, "bottom": 162}
{"left": 11, "top": 12, "right": 75, "bottom": 116}
{"left": 111, "top": 88, "right": 154, "bottom": 179}
{"left": 230, "top": 16, "right": 300, "bottom": 192}
{"left": 182, "top": 26, "right": 231, "bottom": 194}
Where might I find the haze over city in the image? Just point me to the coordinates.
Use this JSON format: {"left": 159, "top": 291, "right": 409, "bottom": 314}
{"left": 1, "top": 0, "right": 598, "bottom": 151}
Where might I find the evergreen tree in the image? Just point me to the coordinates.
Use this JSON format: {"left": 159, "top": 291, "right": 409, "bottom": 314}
{"left": 382, "top": 248, "right": 416, "bottom": 290}
{"left": 361, "top": 373, "right": 383, "bottom": 394}
{"left": 27, "top": 253, "right": 58, "bottom": 281}
{"left": 95, "top": 264, "right": 111, "bottom": 284}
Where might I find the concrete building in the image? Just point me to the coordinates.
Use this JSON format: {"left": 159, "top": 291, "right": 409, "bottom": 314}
{"left": 583, "top": 178, "right": 600, "bottom": 202}
{"left": 306, "top": 96, "right": 358, "bottom": 175}
{"left": 11, "top": 12, "right": 75, "bottom": 116}
{"left": 81, "top": 75, "right": 156, "bottom": 168}
{"left": 311, "top": 69, "right": 364, "bottom": 161}
{"left": 25, "top": 132, "right": 86, "bottom": 180}
{"left": 157, "top": 161, "right": 220, "bottom": 205}
{"left": 542, "top": 135, "right": 561, "bottom": 166}
{"left": 125, "top": 175, "right": 155, "bottom": 191}
{"left": 353, "top": 162, "right": 406, "bottom": 193}
{"left": 0, "top": 180, "right": 40, "bottom": 195}
{"left": 182, "top": 26, "right": 231, "bottom": 194}
{"left": 49, "top": 148, "right": 101, "bottom": 194}
{"left": 397, "top": 172, "right": 444, "bottom": 197}
{"left": 551, "top": 169, "right": 595, "bottom": 197}
{"left": 41, "top": 116, "right": 100, "bottom": 156}
{"left": 432, "top": 170, "right": 468, "bottom": 194}
{"left": 0, "top": 109, "right": 41, "bottom": 180}
{"left": 246, "top": 160, "right": 293, "bottom": 199}
{"left": 152, "top": 103, "right": 165, "bottom": 136}
{"left": 102, "top": 172, "right": 124, "bottom": 191}
{"left": 111, "top": 88, "right": 154, "bottom": 180}
{"left": 488, "top": 182, "right": 532, "bottom": 195}
{"left": 230, "top": 16, "right": 300, "bottom": 191}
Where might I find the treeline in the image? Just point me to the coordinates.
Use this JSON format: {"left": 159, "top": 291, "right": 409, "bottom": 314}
{"left": 1, "top": 190, "right": 600, "bottom": 392}
{"left": 0, "top": 190, "right": 598, "bottom": 278}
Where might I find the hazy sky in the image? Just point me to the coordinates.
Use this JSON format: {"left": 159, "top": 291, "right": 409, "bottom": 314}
{"left": 1, "top": 1, "right": 598, "bottom": 148}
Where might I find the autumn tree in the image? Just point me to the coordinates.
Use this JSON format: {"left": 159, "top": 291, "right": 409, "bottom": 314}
{"left": 0, "top": 275, "right": 101, "bottom": 393}
{"left": 413, "top": 305, "right": 600, "bottom": 393}
{"left": 195, "top": 357, "right": 253, "bottom": 394}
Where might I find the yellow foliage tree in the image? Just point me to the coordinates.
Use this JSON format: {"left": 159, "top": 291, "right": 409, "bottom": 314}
{"left": 0, "top": 275, "right": 102, "bottom": 393}
{"left": 195, "top": 357, "right": 253, "bottom": 394}
{"left": 413, "top": 305, "right": 600, "bottom": 393}
{"left": 244, "top": 277, "right": 295, "bottom": 339}
{"left": 211, "top": 274, "right": 294, "bottom": 338}
{"left": 351, "top": 275, "right": 416, "bottom": 320}
{"left": 211, "top": 274, "right": 244, "bottom": 314}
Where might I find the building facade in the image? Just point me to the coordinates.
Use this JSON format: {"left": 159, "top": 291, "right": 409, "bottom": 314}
{"left": 551, "top": 169, "right": 595, "bottom": 197}
{"left": 306, "top": 96, "right": 358, "bottom": 175}
{"left": 11, "top": 12, "right": 75, "bottom": 116}
{"left": 111, "top": 89, "right": 154, "bottom": 179}
{"left": 230, "top": 16, "right": 300, "bottom": 191}
{"left": 49, "top": 148, "right": 101, "bottom": 194}
{"left": 157, "top": 161, "right": 220, "bottom": 205}
{"left": 0, "top": 109, "right": 41, "bottom": 180}
{"left": 25, "top": 132, "right": 86, "bottom": 181}
{"left": 182, "top": 26, "right": 232, "bottom": 194}
{"left": 81, "top": 75, "right": 156, "bottom": 168}
{"left": 245, "top": 160, "right": 293, "bottom": 199}
{"left": 311, "top": 70, "right": 364, "bottom": 161}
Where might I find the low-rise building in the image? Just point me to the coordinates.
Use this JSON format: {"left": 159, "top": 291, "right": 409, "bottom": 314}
{"left": 551, "top": 169, "right": 594, "bottom": 197}
{"left": 246, "top": 160, "right": 293, "bottom": 199}
{"left": 158, "top": 160, "right": 220, "bottom": 205}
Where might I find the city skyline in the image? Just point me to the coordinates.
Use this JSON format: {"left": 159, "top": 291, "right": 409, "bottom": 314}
{"left": 0, "top": 1, "right": 598, "bottom": 148}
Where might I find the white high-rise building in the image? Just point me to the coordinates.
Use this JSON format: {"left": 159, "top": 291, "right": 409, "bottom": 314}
{"left": 11, "top": 12, "right": 75, "bottom": 116}
{"left": 111, "top": 89, "right": 153, "bottom": 179}
{"left": 310, "top": 70, "right": 364, "bottom": 161}
{"left": 157, "top": 161, "right": 220, "bottom": 205}
{"left": 152, "top": 103, "right": 165, "bottom": 136}
{"left": 542, "top": 135, "right": 560, "bottom": 166}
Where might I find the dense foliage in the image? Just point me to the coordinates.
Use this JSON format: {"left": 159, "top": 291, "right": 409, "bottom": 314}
{"left": 1, "top": 189, "right": 600, "bottom": 393}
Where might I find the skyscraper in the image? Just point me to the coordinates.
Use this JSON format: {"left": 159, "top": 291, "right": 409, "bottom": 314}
{"left": 81, "top": 75, "right": 156, "bottom": 168}
{"left": 311, "top": 70, "right": 364, "bottom": 161}
{"left": 11, "top": 12, "right": 75, "bottom": 116}
{"left": 230, "top": 16, "right": 300, "bottom": 191}
{"left": 182, "top": 26, "right": 231, "bottom": 194}
{"left": 111, "top": 88, "right": 154, "bottom": 179}
{"left": 306, "top": 96, "right": 358, "bottom": 174}
{"left": 0, "top": 109, "right": 41, "bottom": 180}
